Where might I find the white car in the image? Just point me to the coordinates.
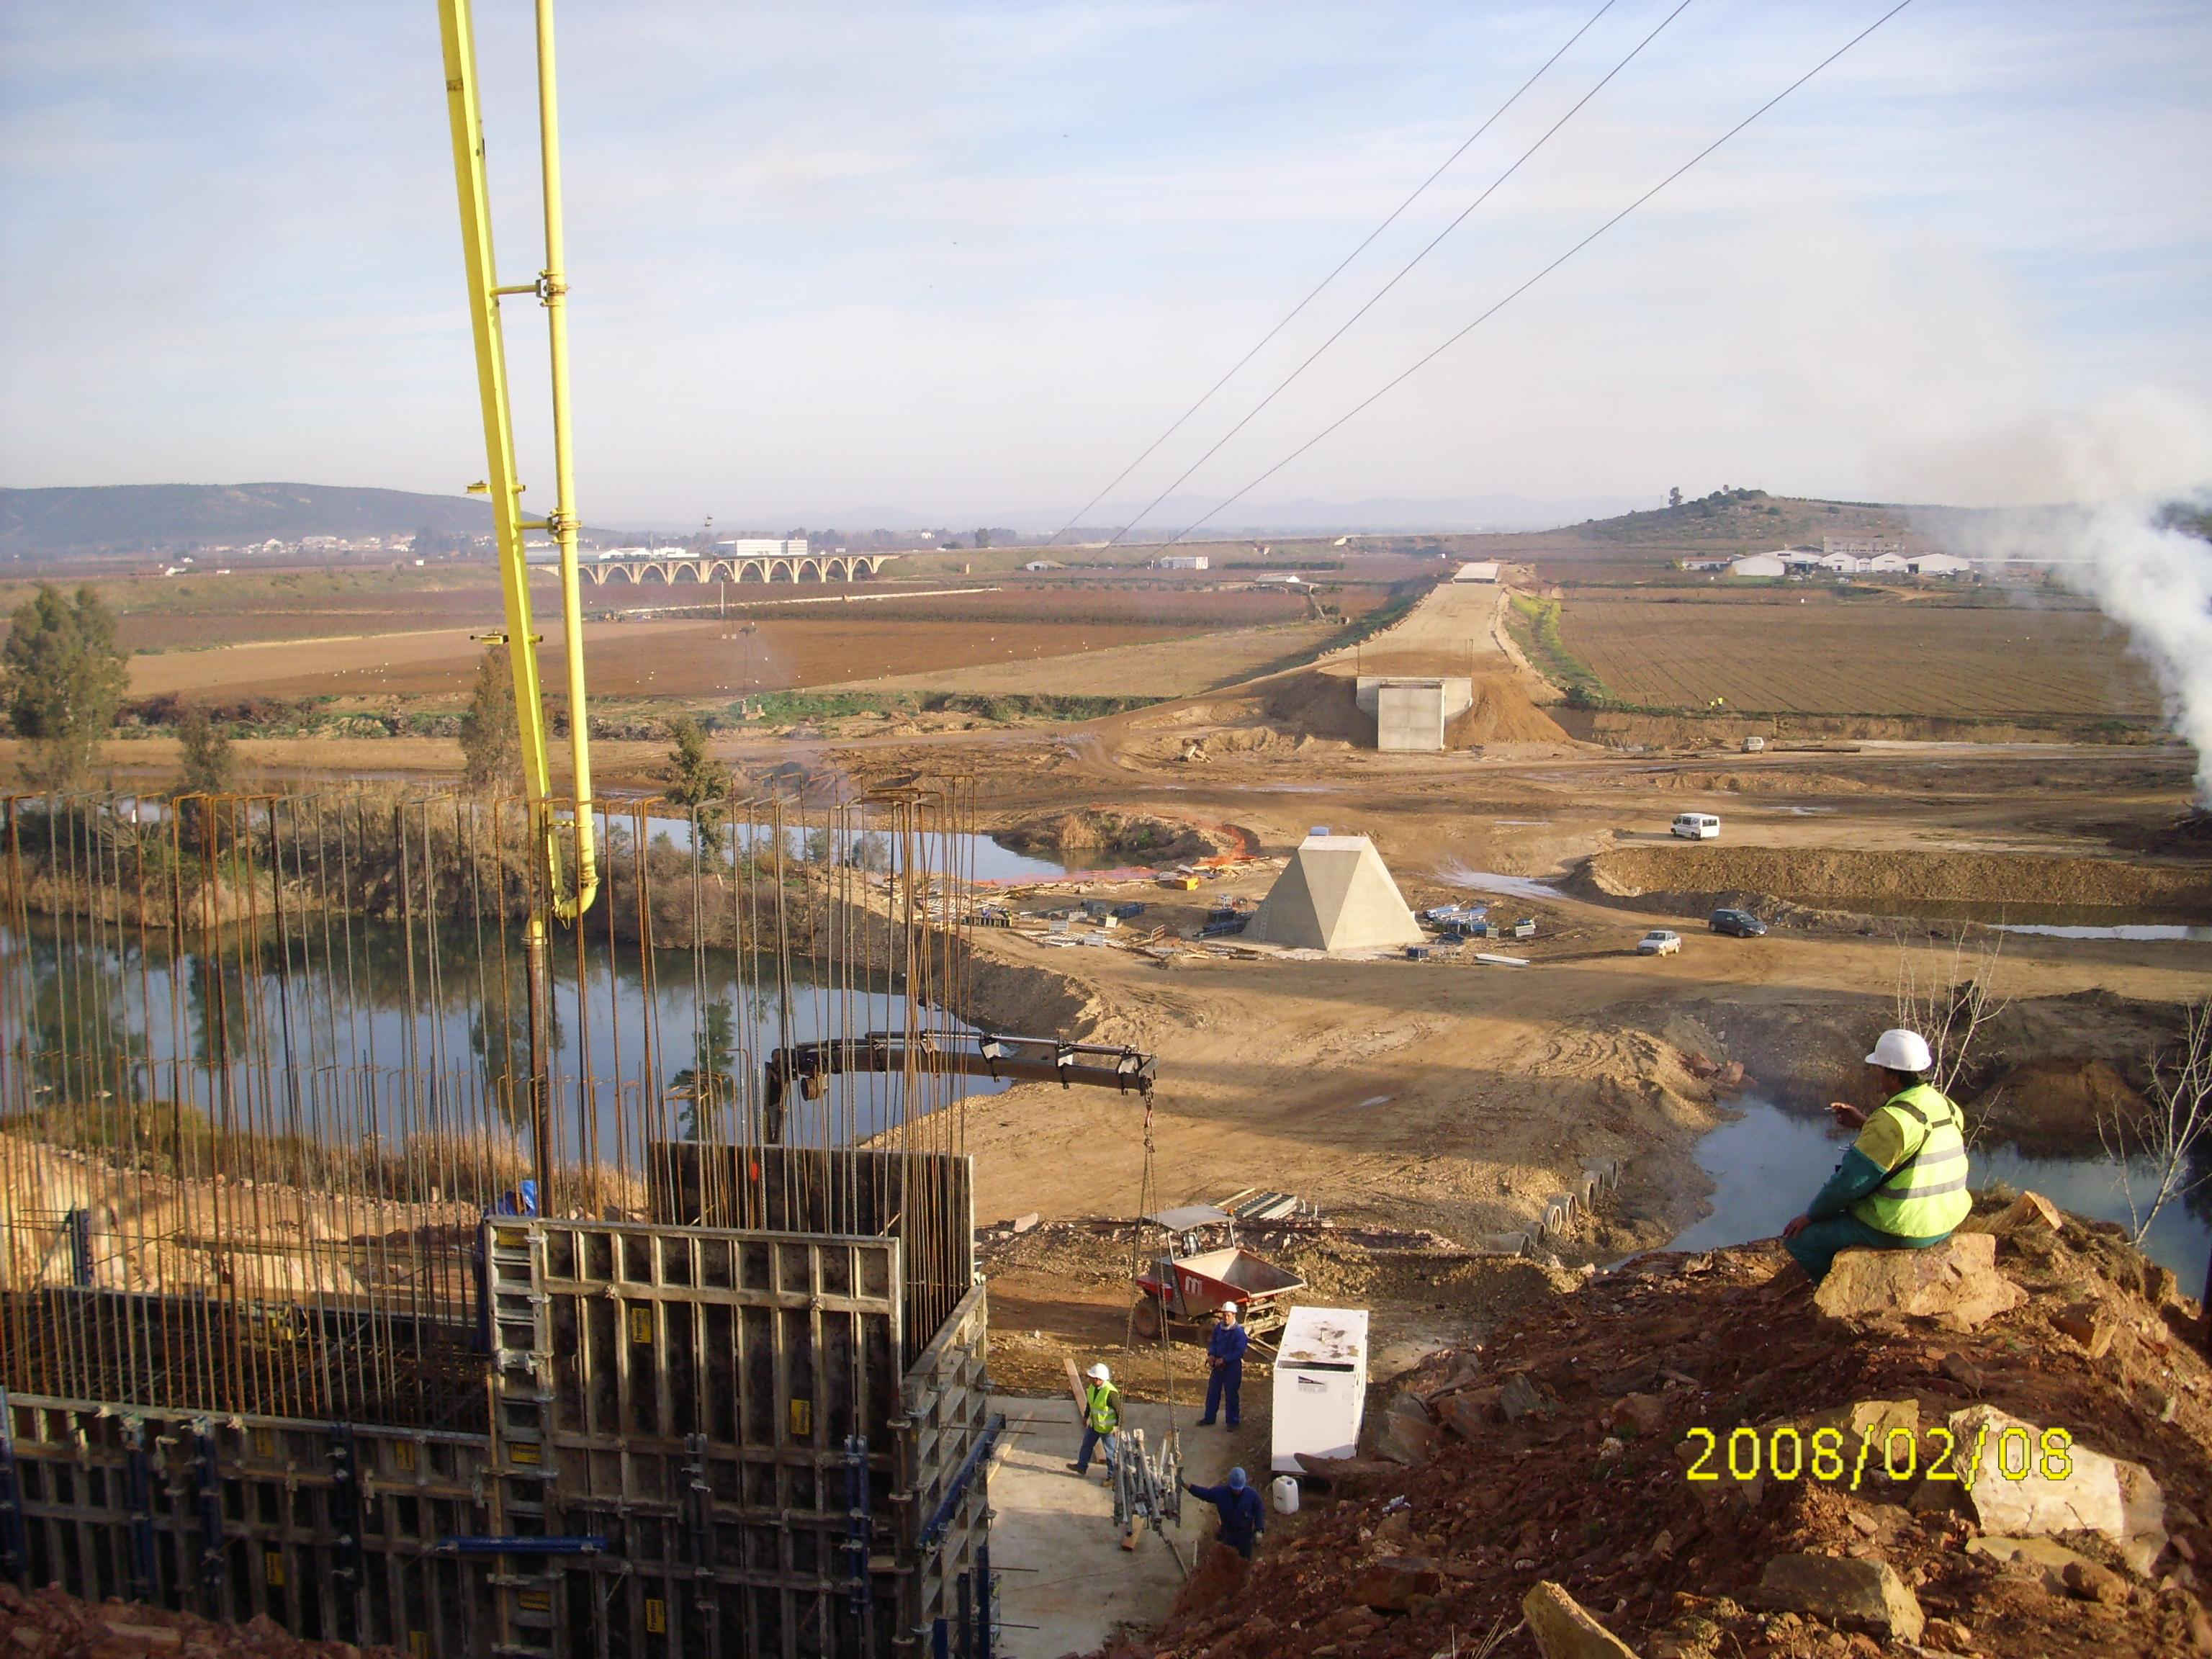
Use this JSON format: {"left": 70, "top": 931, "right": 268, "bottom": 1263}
{"left": 1636, "top": 930, "right": 1683, "bottom": 956}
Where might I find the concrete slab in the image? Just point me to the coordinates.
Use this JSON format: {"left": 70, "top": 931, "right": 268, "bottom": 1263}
{"left": 986, "top": 1395, "right": 1244, "bottom": 1658}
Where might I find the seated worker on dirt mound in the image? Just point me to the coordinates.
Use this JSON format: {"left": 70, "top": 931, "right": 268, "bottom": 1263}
{"left": 1779, "top": 1028, "right": 1974, "bottom": 1282}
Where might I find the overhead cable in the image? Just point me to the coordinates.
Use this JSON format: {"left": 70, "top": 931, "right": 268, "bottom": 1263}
{"left": 1042, "top": 0, "right": 1626, "bottom": 548}
{"left": 1148, "top": 0, "right": 1917, "bottom": 554}
{"left": 1099, "top": 0, "right": 1698, "bottom": 547}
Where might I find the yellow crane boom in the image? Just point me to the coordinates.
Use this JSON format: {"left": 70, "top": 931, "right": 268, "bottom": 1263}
{"left": 436, "top": 0, "right": 598, "bottom": 1210}
{"left": 435, "top": 0, "right": 598, "bottom": 922}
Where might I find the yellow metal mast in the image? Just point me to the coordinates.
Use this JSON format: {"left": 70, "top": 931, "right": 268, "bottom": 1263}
{"left": 438, "top": 0, "right": 600, "bottom": 1208}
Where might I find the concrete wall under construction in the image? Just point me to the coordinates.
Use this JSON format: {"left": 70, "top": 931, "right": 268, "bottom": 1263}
{"left": 1, "top": 1150, "right": 994, "bottom": 1659}
{"left": 1354, "top": 676, "right": 1472, "bottom": 752}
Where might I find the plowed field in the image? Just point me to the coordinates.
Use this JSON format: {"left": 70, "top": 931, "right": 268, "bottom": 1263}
{"left": 1557, "top": 594, "right": 2163, "bottom": 718}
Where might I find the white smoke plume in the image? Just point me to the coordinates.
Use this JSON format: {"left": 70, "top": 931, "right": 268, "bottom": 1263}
{"left": 1910, "top": 392, "right": 2212, "bottom": 805}
{"left": 2061, "top": 502, "right": 2212, "bottom": 804}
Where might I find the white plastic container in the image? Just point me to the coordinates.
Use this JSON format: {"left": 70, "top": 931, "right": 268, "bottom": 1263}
{"left": 1271, "top": 1475, "right": 1300, "bottom": 1515}
{"left": 1270, "top": 1306, "right": 1370, "bottom": 1474}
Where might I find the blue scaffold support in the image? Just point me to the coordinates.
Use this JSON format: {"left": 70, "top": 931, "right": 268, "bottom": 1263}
{"left": 326, "top": 1424, "right": 364, "bottom": 1640}
{"left": 191, "top": 1421, "right": 225, "bottom": 1614}
{"left": 433, "top": 1535, "right": 608, "bottom": 1556}
{"left": 0, "top": 1388, "right": 27, "bottom": 1587}
{"left": 976, "top": 1540, "right": 993, "bottom": 1659}
{"left": 122, "top": 1421, "right": 158, "bottom": 1605}
{"left": 917, "top": 1413, "right": 1005, "bottom": 1554}
{"left": 841, "top": 1434, "right": 872, "bottom": 1620}
{"left": 931, "top": 1617, "right": 950, "bottom": 1659}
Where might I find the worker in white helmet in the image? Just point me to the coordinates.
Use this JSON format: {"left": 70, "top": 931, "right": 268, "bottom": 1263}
{"left": 1066, "top": 1362, "right": 1123, "bottom": 1479}
{"left": 1780, "top": 1028, "right": 1974, "bottom": 1282}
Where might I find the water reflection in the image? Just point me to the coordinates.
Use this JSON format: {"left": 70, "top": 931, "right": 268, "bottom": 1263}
{"left": 1667, "top": 1097, "right": 2212, "bottom": 1286}
{"left": 0, "top": 920, "right": 1003, "bottom": 1162}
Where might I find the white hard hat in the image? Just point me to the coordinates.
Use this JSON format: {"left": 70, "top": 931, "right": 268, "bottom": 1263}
{"left": 1865, "top": 1028, "right": 1933, "bottom": 1073}
{"left": 1087, "top": 1363, "right": 1111, "bottom": 1382}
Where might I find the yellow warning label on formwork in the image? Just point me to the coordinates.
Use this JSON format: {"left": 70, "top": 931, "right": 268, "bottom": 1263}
{"left": 511, "top": 1441, "right": 541, "bottom": 1465}
{"left": 646, "top": 1597, "right": 667, "bottom": 1634}
{"left": 790, "top": 1399, "right": 812, "bottom": 1437}
{"left": 265, "top": 1550, "right": 286, "bottom": 1587}
{"left": 629, "top": 1305, "right": 654, "bottom": 1344}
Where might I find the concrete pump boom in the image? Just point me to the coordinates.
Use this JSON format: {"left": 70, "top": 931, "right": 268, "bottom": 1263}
{"left": 437, "top": 0, "right": 599, "bottom": 1208}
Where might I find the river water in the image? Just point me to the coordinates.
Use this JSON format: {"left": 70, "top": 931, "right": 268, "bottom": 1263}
{"left": 0, "top": 920, "right": 1007, "bottom": 1161}
{"left": 1666, "top": 1096, "right": 2212, "bottom": 1286}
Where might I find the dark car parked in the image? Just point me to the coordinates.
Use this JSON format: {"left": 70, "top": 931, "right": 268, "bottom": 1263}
{"left": 1709, "top": 908, "right": 1767, "bottom": 938}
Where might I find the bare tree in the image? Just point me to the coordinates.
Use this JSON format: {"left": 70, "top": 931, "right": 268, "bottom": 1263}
{"left": 2099, "top": 1001, "right": 2212, "bottom": 1245}
{"left": 1893, "top": 931, "right": 2010, "bottom": 1143}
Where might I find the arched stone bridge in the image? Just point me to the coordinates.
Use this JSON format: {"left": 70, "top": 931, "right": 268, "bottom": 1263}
{"left": 576, "top": 553, "right": 895, "bottom": 587}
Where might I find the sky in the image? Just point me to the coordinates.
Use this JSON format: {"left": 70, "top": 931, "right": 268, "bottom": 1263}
{"left": 2, "top": 0, "right": 2209, "bottom": 528}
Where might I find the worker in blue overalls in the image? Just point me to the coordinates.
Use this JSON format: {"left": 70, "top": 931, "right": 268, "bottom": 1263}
{"left": 1199, "top": 1302, "right": 1249, "bottom": 1429}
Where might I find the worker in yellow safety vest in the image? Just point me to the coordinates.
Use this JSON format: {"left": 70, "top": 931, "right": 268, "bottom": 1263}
{"left": 1781, "top": 1028, "right": 1974, "bottom": 1282}
{"left": 1067, "top": 1362, "right": 1122, "bottom": 1479}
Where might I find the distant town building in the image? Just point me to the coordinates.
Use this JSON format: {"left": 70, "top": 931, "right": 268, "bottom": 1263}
{"left": 1817, "top": 552, "right": 1869, "bottom": 573}
{"left": 1868, "top": 552, "right": 1910, "bottom": 573}
{"left": 1022, "top": 559, "right": 1062, "bottom": 572}
{"left": 1156, "top": 554, "right": 1210, "bottom": 571}
{"left": 1822, "top": 535, "right": 1904, "bottom": 560}
{"left": 1728, "top": 554, "right": 1787, "bottom": 577}
{"left": 1250, "top": 572, "right": 1305, "bottom": 586}
{"left": 1678, "top": 557, "right": 1732, "bottom": 572}
{"left": 1908, "top": 553, "right": 1974, "bottom": 577}
{"left": 1452, "top": 561, "right": 1501, "bottom": 583}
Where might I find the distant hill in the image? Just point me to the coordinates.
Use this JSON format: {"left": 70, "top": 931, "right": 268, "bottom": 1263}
{"left": 1459, "top": 489, "right": 1917, "bottom": 559}
{"left": 0, "top": 482, "right": 493, "bottom": 554}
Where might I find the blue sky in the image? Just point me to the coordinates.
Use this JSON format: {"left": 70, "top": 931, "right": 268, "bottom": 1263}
{"left": 3, "top": 1, "right": 2208, "bottom": 525}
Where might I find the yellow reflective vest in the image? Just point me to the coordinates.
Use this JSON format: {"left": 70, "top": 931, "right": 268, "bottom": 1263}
{"left": 1851, "top": 1083, "right": 1973, "bottom": 1238}
{"left": 1084, "top": 1380, "right": 1121, "bottom": 1434}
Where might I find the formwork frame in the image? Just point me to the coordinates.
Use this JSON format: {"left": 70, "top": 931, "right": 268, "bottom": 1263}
{"left": 4, "top": 1195, "right": 992, "bottom": 1658}
{"left": 0, "top": 783, "right": 1003, "bottom": 1655}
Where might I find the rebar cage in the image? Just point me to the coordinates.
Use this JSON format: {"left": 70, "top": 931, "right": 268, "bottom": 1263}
{"left": 0, "top": 783, "right": 997, "bottom": 1657}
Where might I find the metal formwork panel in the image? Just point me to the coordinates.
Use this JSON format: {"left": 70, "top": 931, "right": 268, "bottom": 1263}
{"left": 2, "top": 1393, "right": 497, "bottom": 1656}
{"left": 2, "top": 1212, "right": 996, "bottom": 1659}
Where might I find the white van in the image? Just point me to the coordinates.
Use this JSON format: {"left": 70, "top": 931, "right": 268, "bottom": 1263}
{"left": 1671, "top": 814, "right": 1722, "bottom": 840}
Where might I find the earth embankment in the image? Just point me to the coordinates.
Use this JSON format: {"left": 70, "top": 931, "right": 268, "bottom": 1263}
{"left": 1578, "top": 844, "right": 2212, "bottom": 920}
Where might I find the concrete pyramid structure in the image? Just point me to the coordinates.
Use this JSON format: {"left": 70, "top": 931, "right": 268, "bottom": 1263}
{"left": 1247, "top": 834, "right": 1426, "bottom": 952}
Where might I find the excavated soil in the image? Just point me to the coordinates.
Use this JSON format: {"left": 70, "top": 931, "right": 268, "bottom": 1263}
{"left": 1094, "top": 1196, "right": 2212, "bottom": 1659}
{"left": 1582, "top": 845, "right": 2212, "bottom": 920}
{"left": 994, "top": 809, "right": 1235, "bottom": 865}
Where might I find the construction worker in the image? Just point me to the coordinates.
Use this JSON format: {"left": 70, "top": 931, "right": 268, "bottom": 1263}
{"left": 1780, "top": 1028, "right": 1974, "bottom": 1282}
{"left": 1198, "top": 1303, "right": 1248, "bottom": 1429}
{"left": 1068, "top": 1362, "right": 1121, "bottom": 1478}
{"left": 1183, "top": 1467, "right": 1266, "bottom": 1559}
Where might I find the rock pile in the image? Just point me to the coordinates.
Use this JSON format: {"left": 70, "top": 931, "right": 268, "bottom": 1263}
{"left": 1083, "top": 1190, "right": 2212, "bottom": 1659}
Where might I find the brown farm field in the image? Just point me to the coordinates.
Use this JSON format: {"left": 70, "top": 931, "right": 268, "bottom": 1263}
{"left": 127, "top": 613, "right": 1223, "bottom": 703}
{"left": 1555, "top": 590, "right": 2164, "bottom": 719}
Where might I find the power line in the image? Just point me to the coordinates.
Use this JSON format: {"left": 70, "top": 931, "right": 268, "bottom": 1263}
{"left": 1098, "top": 0, "right": 1697, "bottom": 549}
{"left": 1148, "top": 0, "right": 1918, "bottom": 554}
{"left": 1042, "top": 0, "right": 1625, "bottom": 548}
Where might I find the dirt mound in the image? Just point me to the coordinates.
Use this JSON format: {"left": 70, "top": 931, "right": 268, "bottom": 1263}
{"left": 0, "top": 1583, "right": 405, "bottom": 1655}
{"left": 994, "top": 808, "right": 1226, "bottom": 863}
{"left": 1982, "top": 1056, "right": 2146, "bottom": 1148}
{"left": 1580, "top": 845, "right": 2212, "bottom": 920}
{"left": 1443, "top": 671, "right": 1570, "bottom": 745}
{"left": 1261, "top": 670, "right": 1372, "bottom": 744}
{"left": 1103, "top": 1195, "right": 2212, "bottom": 1659}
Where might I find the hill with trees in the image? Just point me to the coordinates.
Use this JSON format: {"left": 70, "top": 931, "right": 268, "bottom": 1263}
{"left": 0, "top": 482, "right": 493, "bottom": 554}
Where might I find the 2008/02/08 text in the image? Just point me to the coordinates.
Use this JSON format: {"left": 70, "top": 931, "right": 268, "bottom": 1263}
{"left": 1681, "top": 1421, "right": 2073, "bottom": 1489}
